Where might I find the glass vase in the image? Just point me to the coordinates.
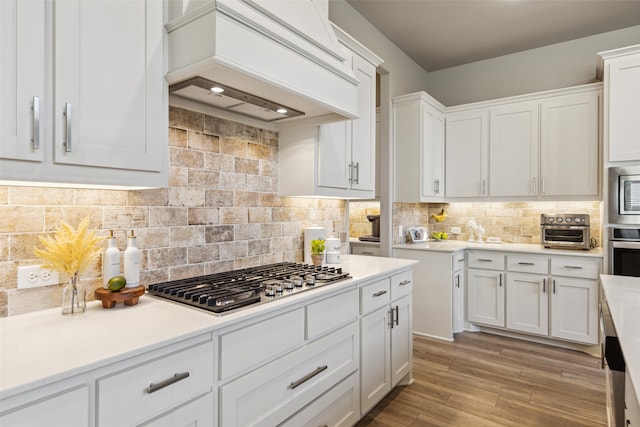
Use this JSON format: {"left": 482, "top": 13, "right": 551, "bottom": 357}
{"left": 62, "top": 271, "right": 86, "bottom": 315}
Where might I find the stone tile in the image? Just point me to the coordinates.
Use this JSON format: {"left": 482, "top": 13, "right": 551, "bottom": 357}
{"left": 188, "top": 131, "right": 220, "bottom": 152}
{"left": 149, "top": 207, "right": 189, "bottom": 227}
{"left": 128, "top": 188, "right": 169, "bottom": 207}
{"left": 260, "top": 160, "right": 278, "bottom": 177}
{"left": 148, "top": 247, "right": 188, "bottom": 270}
{"left": 281, "top": 222, "right": 301, "bottom": 237}
{"left": 103, "top": 207, "right": 149, "bottom": 229}
{"left": 0, "top": 186, "right": 8, "bottom": 204}
{"left": 0, "top": 291, "right": 7, "bottom": 317}
{"left": 248, "top": 142, "right": 277, "bottom": 161}
{"left": 0, "top": 206, "right": 45, "bottom": 232}
{"left": 234, "top": 191, "right": 259, "bottom": 207}
{"left": 205, "top": 116, "right": 258, "bottom": 141}
{"left": 44, "top": 207, "right": 102, "bottom": 231}
{"left": 170, "top": 146, "right": 204, "bottom": 169}
{"left": 169, "top": 106, "right": 204, "bottom": 131}
{"left": 234, "top": 255, "right": 261, "bottom": 270}
{"left": 203, "top": 259, "right": 235, "bottom": 275}
{"left": 249, "top": 207, "right": 272, "bottom": 223}
{"left": 205, "top": 225, "right": 234, "bottom": 243}
{"left": 75, "top": 189, "right": 128, "bottom": 206}
{"left": 204, "top": 152, "right": 235, "bottom": 172}
{"left": 141, "top": 269, "right": 169, "bottom": 286}
{"left": 169, "top": 264, "right": 205, "bottom": 281}
{"left": 10, "top": 232, "right": 52, "bottom": 261}
{"left": 7, "top": 285, "right": 63, "bottom": 316}
{"left": 188, "top": 244, "right": 220, "bottom": 264}
{"left": 247, "top": 175, "right": 272, "bottom": 192}
{"left": 220, "top": 207, "right": 248, "bottom": 224}
{"left": 260, "top": 252, "right": 284, "bottom": 265}
{"left": 235, "top": 157, "right": 259, "bottom": 175}
{"left": 0, "top": 261, "right": 17, "bottom": 290}
{"left": 171, "top": 226, "right": 205, "bottom": 246}
{"left": 260, "top": 193, "right": 281, "bottom": 207}
{"left": 261, "top": 223, "right": 282, "bottom": 238}
{"left": 205, "top": 190, "right": 234, "bottom": 207}
{"left": 169, "top": 127, "right": 188, "bottom": 148}
{"left": 134, "top": 227, "right": 171, "bottom": 249}
{"left": 9, "top": 187, "right": 74, "bottom": 205}
{"left": 169, "top": 167, "right": 189, "bottom": 187}
{"left": 220, "top": 137, "right": 248, "bottom": 157}
{"left": 272, "top": 208, "right": 292, "bottom": 222}
{"left": 248, "top": 239, "right": 271, "bottom": 256}
{"left": 219, "top": 241, "right": 248, "bottom": 260}
{"left": 169, "top": 187, "right": 205, "bottom": 207}
{"left": 188, "top": 208, "right": 219, "bottom": 225}
{"left": 220, "top": 173, "right": 247, "bottom": 190}
{"left": 0, "top": 235, "right": 8, "bottom": 262}
{"left": 270, "top": 236, "right": 294, "bottom": 252}
{"left": 189, "top": 170, "right": 220, "bottom": 188}
{"left": 258, "top": 129, "right": 278, "bottom": 147}
{"left": 234, "top": 224, "right": 261, "bottom": 241}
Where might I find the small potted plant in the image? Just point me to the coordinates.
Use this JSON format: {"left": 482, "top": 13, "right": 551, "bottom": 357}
{"left": 310, "top": 238, "right": 325, "bottom": 266}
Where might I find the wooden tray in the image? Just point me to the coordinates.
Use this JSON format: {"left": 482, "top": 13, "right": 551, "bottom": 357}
{"left": 95, "top": 285, "right": 145, "bottom": 308}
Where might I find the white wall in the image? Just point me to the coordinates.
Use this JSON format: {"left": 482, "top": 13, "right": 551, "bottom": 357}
{"left": 424, "top": 26, "right": 640, "bottom": 106}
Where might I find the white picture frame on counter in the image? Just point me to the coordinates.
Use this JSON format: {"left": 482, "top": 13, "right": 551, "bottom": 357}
{"left": 408, "top": 227, "right": 428, "bottom": 243}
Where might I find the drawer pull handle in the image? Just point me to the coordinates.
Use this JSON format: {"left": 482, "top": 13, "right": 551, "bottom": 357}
{"left": 457, "top": 258, "right": 465, "bottom": 263}
{"left": 399, "top": 280, "right": 411, "bottom": 286}
{"left": 553, "top": 279, "right": 556, "bottom": 294}
{"left": 289, "top": 365, "right": 328, "bottom": 390}
{"left": 518, "top": 262, "right": 535, "bottom": 266}
{"left": 361, "top": 251, "right": 374, "bottom": 255}
{"left": 146, "top": 372, "right": 190, "bottom": 394}
{"left": 543, "top": 278, "right": 546, "bottom": 293}
{"left": 373, "top": 290, "right": 388, "bottom": 297}
{"left": 564, "top": 265, "right": 583, "bottom": 269}
{"left": 477, "top": 259, "right": 493, "bottom": 262}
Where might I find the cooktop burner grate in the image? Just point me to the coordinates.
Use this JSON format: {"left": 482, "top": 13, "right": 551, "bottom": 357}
{"left": 147, "top": 262, "right": 351, "bottom": 314}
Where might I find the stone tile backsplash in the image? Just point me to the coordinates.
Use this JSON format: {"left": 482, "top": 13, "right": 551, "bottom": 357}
{"left": 0, "top": 107, "right": 346, "bottom": 317}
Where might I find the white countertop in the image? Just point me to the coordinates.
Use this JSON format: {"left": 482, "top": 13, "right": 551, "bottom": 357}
{"left": 601, "top": 274, "right": 640, "bottom": 407}
{"left": 0, "top": 255, "right": 416, "bottom": 399}
{"left": 394, "top": 240, "right": 603, "bottom": 257}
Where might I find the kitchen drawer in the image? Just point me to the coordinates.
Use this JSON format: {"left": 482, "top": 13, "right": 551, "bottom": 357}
{"left": 390, "top": 269, "right": 413, "bottom": 300}
{"left": 306, "top": 288, "right": 358, "bottom": 341}
{"left": 143, "top": 392, "right": 214, "bottom": 427}
{"left": 279, "top": 372, "right": 359, "bottom": 427}
{"left": 551, "top": 256, "right": 600, "bottom": 279}
{"left": 219, "top": 308, "right": 305, "bottom": 380}
{"left": 0, "top": 385, "right": 88, "bottom": 427}
{"left": 507, "top": 254, "right": 549, "bottom": 275}
{"left": 97, "top": 339, "right": 214, "bottom": 427}
{"left": 219, "top": 322, "right": 358, "bottom": 427}
{"left": 468, "top": 251, "right": 505, "bottom": 270}
{"left": 351, "top": 245, "right": 381, "bottom": 256}
{"left": 453, "top": 251, "right": 466, "bottom": 272}
{"left": 360, "top": 277, "right": 391, "bottom": 314}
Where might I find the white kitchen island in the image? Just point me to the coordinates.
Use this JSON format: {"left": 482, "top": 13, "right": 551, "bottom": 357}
{"left": 0, "top": 255, "right": 417, "bottom": 427}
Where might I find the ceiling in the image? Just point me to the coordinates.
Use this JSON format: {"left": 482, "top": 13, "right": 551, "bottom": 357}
{"left": 345, "top": 0, "right": 640, "bottom": 72}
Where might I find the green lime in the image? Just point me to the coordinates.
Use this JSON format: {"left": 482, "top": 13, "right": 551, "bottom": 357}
{"left": 108, "top": 275, "right": 126, "bottom": 292}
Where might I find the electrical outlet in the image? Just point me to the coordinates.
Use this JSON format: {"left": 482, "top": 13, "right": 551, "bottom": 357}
{"left": 17, "top": 265, "right": 60, "bottom": 289}
{"left": 398, "top": 225, "right": 404, "bottom": 237}
{"left": 450, "top": 226, "right": 462, "bottom": 234}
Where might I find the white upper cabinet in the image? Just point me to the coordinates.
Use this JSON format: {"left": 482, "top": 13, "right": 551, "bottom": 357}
{"left": 279, "top": 26, "right": 382, "bottom": 198}
{"left": 600, "top": 45, "right": 640, "bottom": 162}
{"left": 489, "top": 101, "right": 539, "bottom": 197}
{"left": 0, "top": 0, "right": 167, "bottom": 188}
{"left": 539, "top": 91, "right": 600, "bottom": 199}
{"left": 393, "top": 92, "right": 446, "bottom": 202}
{"left": 445, "top": 109, "right": 489, "bottom": 198}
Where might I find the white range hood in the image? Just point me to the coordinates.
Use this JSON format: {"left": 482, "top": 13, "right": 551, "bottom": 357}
{"left": 166, "top": 0, "right": 360, "bottom": 123}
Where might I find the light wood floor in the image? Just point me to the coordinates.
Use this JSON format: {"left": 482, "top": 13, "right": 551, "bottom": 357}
{"left": 357, "top": 332, "right": 607, "bottom": 427}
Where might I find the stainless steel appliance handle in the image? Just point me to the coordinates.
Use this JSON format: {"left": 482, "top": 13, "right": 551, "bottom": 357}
{"left": 32, "top": 96, "right": 40, "bottom": 149}
{"left": 610, "top": 241, "right": 640, "bottom": 249}
{"left": 372, "top": 290, "right": 387, "bottom": 297}
{"left": 288, "top": 365, "right": 327, "bottom": 389}
{"left": 64, "top": 102, "right": 72, "bottom": 152}
{"left": 146, "top": 372, "right": 190, "bottom": 394}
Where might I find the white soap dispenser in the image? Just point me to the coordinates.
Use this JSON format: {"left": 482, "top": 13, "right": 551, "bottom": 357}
{"left": 124, "top": 230, "right": 140, "bottom": 288}
{"left": 102, "top": 230, "right": 121, "bottom": 288}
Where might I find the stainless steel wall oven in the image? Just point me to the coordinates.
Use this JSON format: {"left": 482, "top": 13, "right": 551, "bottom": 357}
{"left": 609, "top": 165, "right": 640, "bottom": 225}
{"left": 608, "top": 227, "right": 640, "bottom": 277}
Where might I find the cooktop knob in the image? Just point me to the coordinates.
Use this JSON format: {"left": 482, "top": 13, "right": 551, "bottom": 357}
{"left": 265, "top": 288, "right": 276, "bottom": 297}
{"left": 556, "top": 218, "right": 563, "bottom": 223}
{"left": 575, "top": 217, "right": 582, "bottom": 223}
{"left": 548, "top": 218, "right": 554, "bottom": 223}
{"left": 565, "top": 218, "right": 572, "bottom": 223}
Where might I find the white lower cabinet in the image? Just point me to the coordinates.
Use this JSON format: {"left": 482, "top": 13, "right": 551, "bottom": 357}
{"left": 359, "top": 271, "right": 413, "bottom": 416}
{"left": 506, "top": 272, "right": 549, "bottom": 335}
{"left": 467, "top": 251, "right": 505, "bottom": 328}
{"left": 452, "top": 252, "right": 466, "bottom": 334}
{"left": 142, "top": 393, "right": 214, "bottom": 427}
{"left": 626, "top": 370, "right": 640, "bottom": 427}
{"left": 0, "top": 384, "right": 88, "bottom": 427}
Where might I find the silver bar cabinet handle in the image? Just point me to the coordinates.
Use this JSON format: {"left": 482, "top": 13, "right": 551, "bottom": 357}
{"left": 564, "top": 265, "right": 583, "bottom": 269}
{"left": 32, "top": 96, "right": 40, "bottom": 149}
{"left": 542, "top": 177, "right": 546, "bottom": 194}
{"left": 394, "top": 306, "right": 399, "bottom": 326}
{"left": 288, "top": 365, "right": 327, "bottom": 389}
{"left": 542, "top": 278, "right": 546, "bottom": 293}
{"left": 532, "top": 177, "right": 537, "bottom": 194}
{"left": 399, "top": 280, "right": 411, "bottom": 286}
{"left": 372, "top": 290, "right": 387, "bottom": 297}
{"left": 354, "top": 162, "right": 360, "bottom": 184}
{"left": 348, "top": 161, "right": 353, "bottom": 183}
{"left": 553, "top": 279, "right": 556, "bottom": 294}
{"left": 64, "top": 102, "right": 72, "bottom": 152}
{"left": 146, "top": 372, "right": 190, "bottom": 394}
{"left": 518, "top": 262, "right": 534, "bottom": 266}
{"left": 499, "top": 273, "right": 502, "bottom": 287}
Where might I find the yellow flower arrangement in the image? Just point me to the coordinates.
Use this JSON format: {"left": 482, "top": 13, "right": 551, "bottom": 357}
{"left": 34, "top": 216, "right": 103, "bottom": 277}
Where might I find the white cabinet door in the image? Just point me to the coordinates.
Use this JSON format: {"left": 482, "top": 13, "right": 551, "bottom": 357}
{"left": 390, "top": 294, "right": 412, "bottom": 387}
{"left": 317, "top": 120, "right": 351, "bottom": 191}
{"left": 142, "top": 393, "right": 214, "bottom": 427}
{"left": 550, "top": 276, "right": 598, "bottom": 344}
{"left": 467, "top": 268, "right": 504, "bottom": 327}
{"left": 506, "top": 272, "right": 548, "bottom": 336}
{"left": 0, "top": 385, "right": 88, "bottom": 427}
{"left": 489, "top": 101, "right": 539, "bottom": 197}
{"left": 53, "top": 0, "right": 165, "bottom": 172}
{"left": 540, "top": 91, "right": 599, "bottom": 198}
{"left": 0, "top": 0, "right": 46, "bottom": 163}
{"left": 608, "top": 52, "right": 640, "bottom": 162}
{"left": 360, "top": 305, "right": 391, "bottom": 415}
{"left": 445, "top": 109, "right": 489, "bottom": 198}
{"left": 421, "top": 102, "right": 445, "bottom": 198}
{"left": 350, "top": 53, "right": 376, "bottom": 195}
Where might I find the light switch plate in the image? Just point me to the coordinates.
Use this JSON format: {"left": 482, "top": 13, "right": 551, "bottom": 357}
{"left": 17, "top": 265, "right": 60, "bottom": 289}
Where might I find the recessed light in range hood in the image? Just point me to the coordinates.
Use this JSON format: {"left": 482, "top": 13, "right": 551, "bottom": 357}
{"left": 169, "top": 76, "right": 304, "bottom": 122}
